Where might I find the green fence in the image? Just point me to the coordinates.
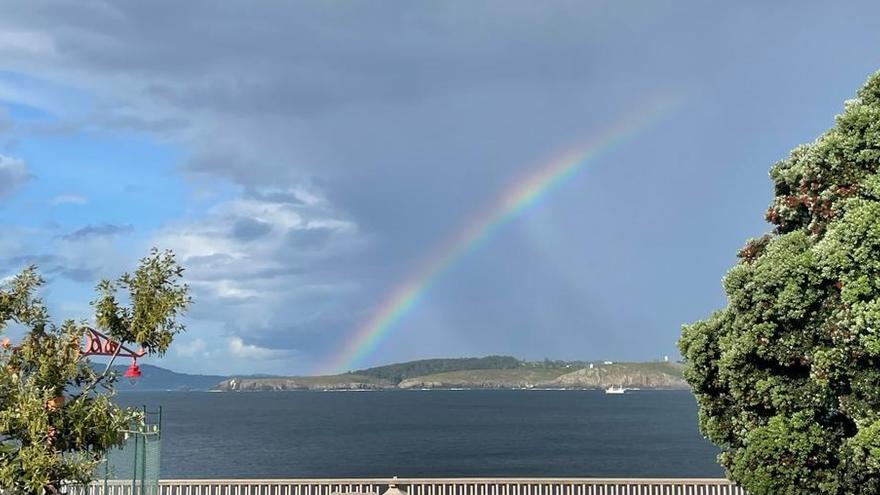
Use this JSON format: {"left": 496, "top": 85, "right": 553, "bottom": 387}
{"left": 96, "top": 406, "right": 161, "bottom": 495}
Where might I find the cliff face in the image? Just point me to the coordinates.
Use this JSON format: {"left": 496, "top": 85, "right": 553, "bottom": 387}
{"left": 549, "top": 365, "right": 688, "bottom": 389}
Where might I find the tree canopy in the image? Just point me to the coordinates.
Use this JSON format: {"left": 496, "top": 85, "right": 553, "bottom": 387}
{"left": 679, "top": 71, "right": 880, "bottom": 494}
{"left": 0, "top": 249, "right": 189, "bottom": 493}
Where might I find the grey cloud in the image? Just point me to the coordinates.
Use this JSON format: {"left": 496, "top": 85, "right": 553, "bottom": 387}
{"left": 45, "top": 265, "right": 99, "bottom": 283}
{"left": 62, "top": 223, "right": 134, "bottom": 241}
{"left": 29, "top": 112, "right": 189, "bottom": 137}
{"left": 5, "top": 254, "right": 99, "bottom": 283}
{"left": 0, "top": 108, "right": 12, "bottom": 140}
{"left": 184, "top": 253, "right": 305, "bottom": 281}
{"left": 189, "top": 265, "right": 308, "bottom": 284}
{"left": 0, "top": 108, "right": 19, "bottom": 149}
{"left": 6, "top": 253, "right": 60, "bottom": 269}
{"left": 0, "top": 155, "right": 31, "bottom": 198}
{"left": 285, "top": 228, "right": 333, "bottom": 249}
{"left": 14, "top": 3, "right": 604, "bottom": 108}
{"left": 43, "top": 110, "right": 187, "bottom": 136}
{"left": 91, "top": 112, "right": 188, "bottom": 134}
{"left": 1, "top": 2, "right": 685, "bottom": 186}
{"left": 232, "top": 218, "right": 272, "bottom": 242}
{"left": 243, "top": 188, "right": 306, "bottom": 205}
{"left": 150, "top": 191, "right": 363, "bottom": 349}
{"left": 186, "top": 253, "right": 236, "bottom": 266}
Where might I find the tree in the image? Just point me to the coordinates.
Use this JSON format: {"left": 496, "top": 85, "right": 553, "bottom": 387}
{"left": 0, "top": 249, "right": 190, "bottom": 493}
{"left": 679, "top": 70, "right": 880, "bottom": 494}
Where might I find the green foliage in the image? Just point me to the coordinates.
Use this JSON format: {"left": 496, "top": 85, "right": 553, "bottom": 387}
{"left": 0, "top": 249, "right": 189, "bottom": 493}
{"left": 93, "top": 249, "right": 190, "bottom": 356}
{"left": 680, "top": 71, "right": 880, "bottom": 494}
{"left": 353, "top": 355, "right": 521, "bottom": 383}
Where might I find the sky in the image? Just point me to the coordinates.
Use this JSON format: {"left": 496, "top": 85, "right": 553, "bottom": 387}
{"left": 0, "top": 2, "right": 879, "bottom": 375}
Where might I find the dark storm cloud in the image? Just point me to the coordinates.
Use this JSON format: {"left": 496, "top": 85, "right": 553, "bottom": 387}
{"left": 2, "top": 1, "right": 659, "bottom": 186}
{"left": 2, "top": 1, "right": 880, "bottom": 372}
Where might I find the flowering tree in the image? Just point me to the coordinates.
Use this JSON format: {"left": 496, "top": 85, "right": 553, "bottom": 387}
{"left": 679, "top": 71, "right": 880, "bottom": 494}
{"left": 0, "top": 249, "right": 189, "bottom": 493}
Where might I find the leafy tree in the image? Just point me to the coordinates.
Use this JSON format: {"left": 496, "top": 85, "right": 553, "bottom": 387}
{"left": 0, "top": 249, "right": 189, "bottom": 494}
{"left": 679, "top": 71, "right": 880, "bottom": 494}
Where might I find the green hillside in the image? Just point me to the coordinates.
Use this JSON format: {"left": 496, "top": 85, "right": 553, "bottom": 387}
{"left": 352, "top": 355, "right": 521, "bottom": 383}
{"left": 398, "top": 368, "right": 570, "bottom": 388}
{"left": 280, "top": 374, "right": 391, "bottom": 386}
{"left": 601, "top": 361, "right": 685, "bottom": 378}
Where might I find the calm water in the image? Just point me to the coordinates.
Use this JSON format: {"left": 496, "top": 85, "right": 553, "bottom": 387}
{"left": 114, "top": 390, "right": 722, "bottom": 479}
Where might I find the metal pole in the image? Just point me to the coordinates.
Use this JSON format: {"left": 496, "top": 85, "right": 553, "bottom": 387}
{"left": 132, "top": 431, "right": 138, "bottom": 495}
{"left": 157, "top": 405, "right": 163, "bottom": 495}
{"left": 141, "top": 405, "right": 147, "bottom": 495}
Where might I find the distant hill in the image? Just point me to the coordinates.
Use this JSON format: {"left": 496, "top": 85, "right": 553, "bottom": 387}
{"left": 550, "top": 362, "right": 686, "bottom": 389}
{"left": 213, "top": 357, "right": 688, "bottom": 391}
{"left": 215, "top": 374, "right": 394, "bottom": 392}
{"left": 352, "top": 355, "right": 521, "bottom": 383}
{"left": 97, "top": 363, "right": 227, "bottom": 391}
{"left": 397, "top": 362, "right": 686, "bottom": 390}
{"left": 397, "top": 368, "right": 570, "bottom": 389}
{"left": 84, "top": 357, "right": 688, "bottom": 392}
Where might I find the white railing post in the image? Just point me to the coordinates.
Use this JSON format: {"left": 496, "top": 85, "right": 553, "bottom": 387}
{"left": 84, "top": 479, "right": 743, "bottom": 495}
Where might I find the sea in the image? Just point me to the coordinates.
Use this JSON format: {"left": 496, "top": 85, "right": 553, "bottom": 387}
{"left": 113, "top": 389, "right": 723, "bottom": 479}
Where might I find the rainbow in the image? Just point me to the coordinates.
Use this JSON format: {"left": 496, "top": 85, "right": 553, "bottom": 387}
{"left": 321, "top": 98, "right": 681, "bottom": 374}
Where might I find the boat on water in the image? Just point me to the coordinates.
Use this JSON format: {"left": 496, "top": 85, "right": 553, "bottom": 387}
{"left": 605, "top": 385, "right": 627, "bottom": 394}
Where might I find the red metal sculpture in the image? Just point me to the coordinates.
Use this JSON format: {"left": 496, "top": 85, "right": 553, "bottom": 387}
{"left": 80, "top": 327, "right": 145, "bottom": 382}
{"left": 123, "top": 360, "right": 142, "bottom": 379}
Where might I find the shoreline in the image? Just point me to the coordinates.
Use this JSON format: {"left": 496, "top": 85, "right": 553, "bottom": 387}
{"left": 117, "top": 387, "right": 692, "bottom": 393}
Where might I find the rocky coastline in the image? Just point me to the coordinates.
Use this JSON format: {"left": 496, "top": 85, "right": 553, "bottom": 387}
{"left": 214, "top": 362, "right": 688, "bottom": 391}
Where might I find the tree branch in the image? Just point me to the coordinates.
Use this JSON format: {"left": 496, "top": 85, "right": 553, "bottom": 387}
{"left": 73, "top": 333, "right": 124, "bottom": 401}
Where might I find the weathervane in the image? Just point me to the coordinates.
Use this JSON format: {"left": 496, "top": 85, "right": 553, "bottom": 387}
{"left": 80, "top": 327, "right": 145, "bottom": 381}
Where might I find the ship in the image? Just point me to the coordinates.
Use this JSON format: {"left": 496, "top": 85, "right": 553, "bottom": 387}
{"left": 605, "top": 385, "right": 626, "bottom": 394}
